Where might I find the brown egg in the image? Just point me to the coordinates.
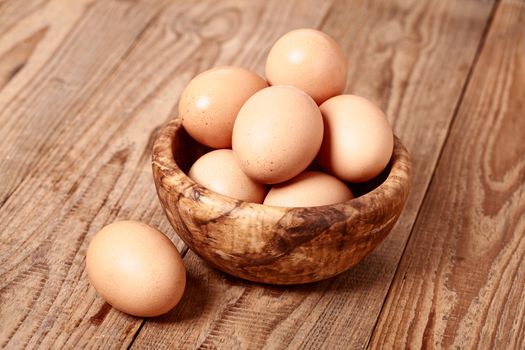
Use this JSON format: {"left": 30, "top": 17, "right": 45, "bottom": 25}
{"left": 317, "top": 95, "right": 394, "bottom": 183}
{"left": 232, "top": 85, "right": 324, "bottom": 184}
{"left": 265, "top": 29, "right": 348, "bottom": 104}
{"left": 264, "top": 171, "right": 353, "bottom": 207}
{"left": 189, "top": 149, "right": 266, "bottom": 203}
{"left": 86, "top": 221, "right": 186, "bottom": 317}
{"left": 179, "top": 66, "right": 268, "bottom": 148}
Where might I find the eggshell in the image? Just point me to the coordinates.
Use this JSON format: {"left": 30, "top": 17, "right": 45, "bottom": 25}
{"left": 265, "top": 29, "right": 347, "bottom": 104}
{"left": 264, "top": 171, "right": 353, "bottom": 207}
{"left": 189, "top": 149, "right": 266, "bottom": 203}
{"left": 86, "top": 221, "right": 186, "bottom": 317}
{"left": 317, "top": 94, "right": 394, "bottom": 183}
{"left": 179, "top": 66, "right": 268, "bottom": 148}
{"left": 232, "top": 85, "right": 324, "bottom": 184}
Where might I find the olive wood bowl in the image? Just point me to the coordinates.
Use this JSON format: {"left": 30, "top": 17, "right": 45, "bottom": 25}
{"left": 152, "top": 118, "right": 411, "bottom": 284}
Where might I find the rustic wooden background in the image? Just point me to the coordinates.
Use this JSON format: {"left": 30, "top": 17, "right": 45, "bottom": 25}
{"left": 1, "top": 0, "right": 524, "bottom": 348}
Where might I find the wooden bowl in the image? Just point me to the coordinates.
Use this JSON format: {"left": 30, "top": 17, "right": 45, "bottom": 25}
{"left": 152, "top": 118, "right": 411, "bottom": 284}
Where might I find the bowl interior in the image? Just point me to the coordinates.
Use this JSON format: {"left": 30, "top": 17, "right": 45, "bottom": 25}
{"left": 170, "top": 123, "right": 391, "bottom": 203}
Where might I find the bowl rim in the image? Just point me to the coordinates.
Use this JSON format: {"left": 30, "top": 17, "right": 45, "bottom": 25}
{"left": 152, "top": 118, "right": 411, "bottom": 217}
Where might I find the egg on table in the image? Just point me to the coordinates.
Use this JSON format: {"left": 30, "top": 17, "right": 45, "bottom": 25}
{"left": 179, "top": 66, "right": 268, "bottom": 148}
{"left": 86, "top": 221, "right": 186, "bottom": 317}
{"left": 264, "top": 171, "right": 353, "bottom": 207}
{"left": 265, "top": 28, "right": 348, "bottom": 104}
{"left": 232, "top": 85, "right": 324, "bottom": 184}
{"left": 317, "top": 94, "right": 394, "bottom": 183}
{"left": 189, "top": 149, "right": 266, "bottom": 203}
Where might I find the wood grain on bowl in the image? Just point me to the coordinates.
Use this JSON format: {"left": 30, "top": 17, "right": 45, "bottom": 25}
{"left": 152, "top": 118, "right": 411, "bottom": 284}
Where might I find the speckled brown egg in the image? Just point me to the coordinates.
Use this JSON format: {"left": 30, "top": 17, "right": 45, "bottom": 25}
{"left": 265, "top": 29, "right": 348, "bottom": 104}
{"left": 264, "top": 171, "right": 353, "bottom": 207}
{"left": 86, "top": 221, "right": 186, "bottom": 317}
{"left": 189, "top": 149, "right": 266, "bottom": 203}
{"left": 317, "top": 95, "right": 394, "bottom": 183}
{"left": 232, "top": 85, "right": 324, "bottom": 184}
{"left": 179, "top": 66, "right": 268, "bottom": 148}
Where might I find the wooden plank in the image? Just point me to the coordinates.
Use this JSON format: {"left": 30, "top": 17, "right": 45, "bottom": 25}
{"left": 131, "top": 0, "right": 496, "bottom": 349}
{"left": 370, "top": 0, "right": 525, "bottom": 348}
{"left": 0, "top": 0, "right": 280, "bottom": 347}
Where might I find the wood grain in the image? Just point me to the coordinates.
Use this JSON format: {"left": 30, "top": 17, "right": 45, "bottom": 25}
{"left": 0, "top": 0, "right": 182, "bottom": 347}
{"left": 2, "top": 0, "right": 519, "bottom": 349}
{"left": 370, "top": 0, "right": 525, "bottom": 348}
{"left": 0, "top": 0, "right": 49, "bottom": 38}
{"left": 0, "top": 0, "right": 269, "bottom": 347}
{"left": 152, "top": 119, "right": 410, "bottom": 284}
{"left": 0, "top": 0, "right": 339, "bottom": 348}
{"left": 133, "top": 0, "right": 496, "bottom": 349}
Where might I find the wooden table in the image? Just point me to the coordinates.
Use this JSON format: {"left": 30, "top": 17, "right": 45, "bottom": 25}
{"left": 1, "top": 0, "right": 524, "bottom": 348}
